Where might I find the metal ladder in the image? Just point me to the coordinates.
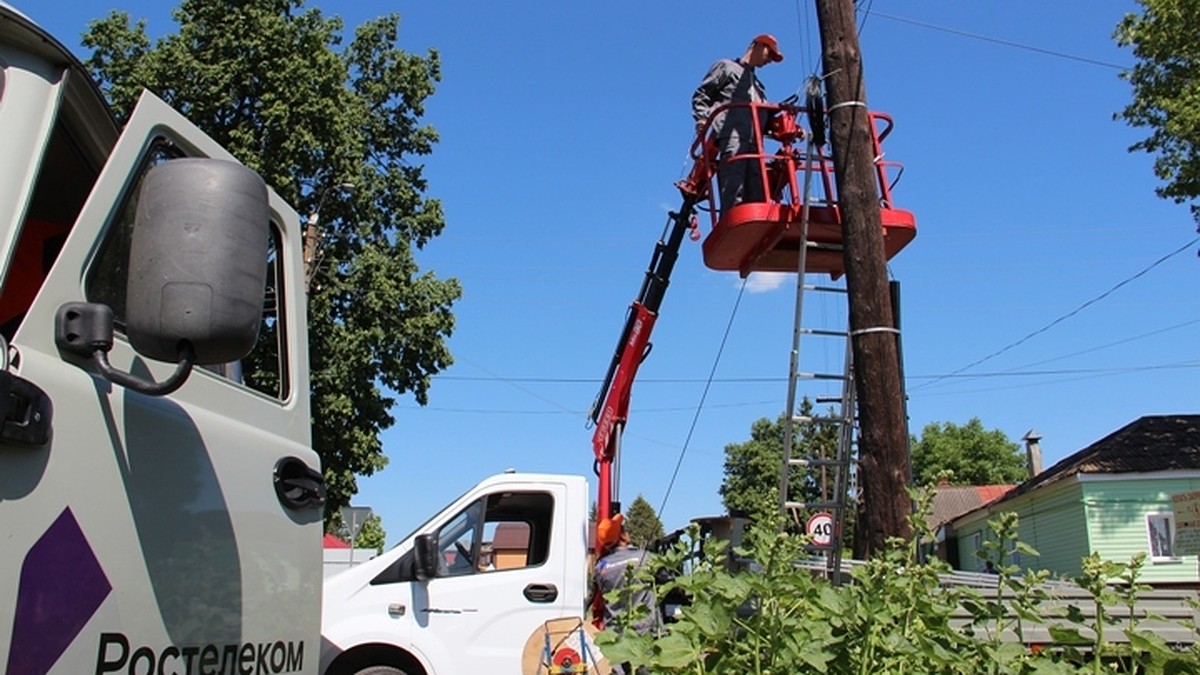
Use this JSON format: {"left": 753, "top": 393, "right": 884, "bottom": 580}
{"left": 777, "top": 147, "right": 858, "bottom": 583}
{"left": 779, "top": 277, "right": 856, "bottom": 583}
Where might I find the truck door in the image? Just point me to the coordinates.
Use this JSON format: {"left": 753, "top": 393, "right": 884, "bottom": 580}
{"left": 413, "top": 485, "right": 569, "bottom": 671}
{"left": 1, "top": 92, "right": 322, "bottom": 673}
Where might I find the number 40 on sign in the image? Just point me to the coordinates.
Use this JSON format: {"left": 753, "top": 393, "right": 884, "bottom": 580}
{"left": 806, "top": 512, "right": 835, "bottom": 546}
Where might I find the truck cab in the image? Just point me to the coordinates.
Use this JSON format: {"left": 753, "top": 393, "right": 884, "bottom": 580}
{"left": 1, "top": 4, "right": 324, "bottom": 673}
{"left": 320, "top": 473, "right": 603, "bottom": 675}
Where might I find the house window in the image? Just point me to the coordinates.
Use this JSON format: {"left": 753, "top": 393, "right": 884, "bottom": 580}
{"left": 971, "top": 531, "right": 983, "bottom": 571}
{"left": 1146, "top": 512, "right": 1181, "bottom": 562}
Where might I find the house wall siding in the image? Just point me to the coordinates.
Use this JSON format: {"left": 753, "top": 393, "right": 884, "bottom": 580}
{"left": 1015, "top": 482, "right": 1089, "bottom": 579}
{"left": 1082, "top": 477, "right": 1200, "bottom": 584}
{"left": 952, "top": 475, "right": 1200, "bottom": 584}
{"left": 952, "top": 480, "right": 1087, "bottom": 576}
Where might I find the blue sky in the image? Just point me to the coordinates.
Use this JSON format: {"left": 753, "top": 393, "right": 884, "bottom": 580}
{"left": 38, "top": 1, "right": 1199, "bottom": 544}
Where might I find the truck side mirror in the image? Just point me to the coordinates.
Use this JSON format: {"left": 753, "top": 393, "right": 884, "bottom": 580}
{"left": 56, "top": 158, "right": 270, "bottom": 396}
{"left": 126, "top": 158, "right": 270, "bottom": 364}
{"left": 413, "top": 533, "right": 439, "bottom": 582}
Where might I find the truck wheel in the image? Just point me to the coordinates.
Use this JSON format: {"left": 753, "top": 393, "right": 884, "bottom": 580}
{"left": 354, "top": 668, "right": 406, "bottom": 675}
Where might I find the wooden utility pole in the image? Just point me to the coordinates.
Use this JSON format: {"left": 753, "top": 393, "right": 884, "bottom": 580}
{"left": 814, "top": 0, "right": 912, "bottom": 557}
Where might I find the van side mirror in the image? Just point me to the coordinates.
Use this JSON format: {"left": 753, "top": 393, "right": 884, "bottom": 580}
{"left": 56, "top": 158, "right": 269, "bottom": 396}
{"left": 413, "top": 533, "right": 439, "bottom": 582}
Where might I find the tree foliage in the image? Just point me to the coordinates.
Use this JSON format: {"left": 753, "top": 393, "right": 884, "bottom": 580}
{"left": 625, "top": 494, "right": 664, "bottom": 549}
{"left": 81, "top": 0, "right": 461, "bottom": 522}
{"left": 910, "top": 418, "right": 1027, "bottom": 487}
{"left": 350, "top": 514, "right": 387, "bottom": 555}
{"left": 719, "top": 399, "right": 840, "bottom": 529}
{"left": 1116, "top": 0, "right": 1200, "bottom": 219}
{"left": 327, "top": 512, "right": 387, "bottom": 555}
{"left": 719, "top": 416, "right": 784, "bottom": 521}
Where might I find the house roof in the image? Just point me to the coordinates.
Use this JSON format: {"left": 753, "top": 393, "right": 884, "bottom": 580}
{"left": 491, "top": 522, "right": 530, "bottom": 549}
{"left": 995, "top": 414, "right": 1200, "bottom": 506}
{"left": 928, "top": 484, "right": 1014, "bottom": 528}
{"left": 323, "top": 534, "right": 350, "bottom": 549}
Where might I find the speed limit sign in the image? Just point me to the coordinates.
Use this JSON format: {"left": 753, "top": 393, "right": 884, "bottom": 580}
{"left": 806, "top": 512, "right": 834, "bottom": 546}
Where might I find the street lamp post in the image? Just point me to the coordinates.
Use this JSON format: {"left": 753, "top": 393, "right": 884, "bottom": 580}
{"left": 303, "top": 182, "right": 355, "bottom": 292}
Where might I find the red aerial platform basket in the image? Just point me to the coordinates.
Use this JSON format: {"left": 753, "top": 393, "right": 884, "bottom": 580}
{"left": 679, "top": 101, "right": 916, "bottom": 278}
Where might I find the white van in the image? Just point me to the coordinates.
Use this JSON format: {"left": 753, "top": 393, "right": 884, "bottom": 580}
{"left": 320, "top": 473, "right": 606, "bottom": 675}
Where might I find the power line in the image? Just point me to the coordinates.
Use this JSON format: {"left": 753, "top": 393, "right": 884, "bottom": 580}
{"left": 401, "top": 353, "right": 1199, "bottom": 418}
{"left": 411, "top": 359, "right": 1199, "bottom": 412}
{"left": 993, "top": 318, "right": 1200, "bottom": 372}
{"left": 656, "top": 278, "right": 749, "bottom": 522}
{"left": 909, "top": 361, "right": 1200, "bottom": 398}
{"left": 432, "top": 375, "right": 782, "bottom": 384}
{"left": 440, "top": 234, "right": 1197, "bottom": 415}
{"left": 913, "top": 237, "right": 1200, "bottom": 391}
{"left": 908, "top": 361, "right": 1200, "bottom": 382}
{"left": 432, "top": 357, "right": 1200, "bottom": 389}
{"left": 394, "top": 399, "right": 781, "bottom": 415}
{"left": 793, "top": 0, "right": 817, "bottom": 84}
{"left": 454, "top": 355, "right": 582, "bottom": 416}
{"left": 432, "top": 351, "right": 1200, "bottom": 386}
{"left": 864, "top": 9, "right": 1128, "bottom": 71}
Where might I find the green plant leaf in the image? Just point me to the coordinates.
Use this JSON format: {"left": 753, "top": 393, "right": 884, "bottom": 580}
{"left": 654, "top": 632, "right": 702, "bottom": 668}
{"left": 1047, "top": 625, "right": 1093, "bottom": 646}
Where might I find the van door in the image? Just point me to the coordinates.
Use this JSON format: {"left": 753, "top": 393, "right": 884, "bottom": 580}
{"left": 411, "top": 485, "right": 570, "bottom": 671}
{"left": 1, "top": 92, "right": 322, "bottom": 673}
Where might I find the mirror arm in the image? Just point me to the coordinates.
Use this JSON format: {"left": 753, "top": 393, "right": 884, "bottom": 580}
{"left": 92, "top": 343, "right": 194, "bottom": 397}
{"left": 56, "top": 302, "right": 195, "bottom": 397}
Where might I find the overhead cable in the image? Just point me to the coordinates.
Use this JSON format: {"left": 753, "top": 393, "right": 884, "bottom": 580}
{"left": 913, "top": 236, "right": 1200, "bottom": 391}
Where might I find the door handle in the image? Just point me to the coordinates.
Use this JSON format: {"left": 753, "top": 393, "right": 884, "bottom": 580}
{"left": 273, "top": 456, "right": 326, "bottom": 510}
{"left": 524, "top": 583, "right": 558, "bottom": 603}
{"left": 0, "top": 372, "right": 51, "bottom": 447}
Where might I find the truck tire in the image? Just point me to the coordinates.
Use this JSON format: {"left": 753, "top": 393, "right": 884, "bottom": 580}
{"left": 354, "top": 668, "right": 406, "bottom": 675}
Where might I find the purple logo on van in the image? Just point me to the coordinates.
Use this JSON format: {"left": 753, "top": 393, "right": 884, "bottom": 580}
{"left": 6, "top": 508, "right": 112, "bottom": 675}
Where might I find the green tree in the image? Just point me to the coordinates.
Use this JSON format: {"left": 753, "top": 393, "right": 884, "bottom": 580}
{"left": 326, "top": 512, "right": 386, "bottom": 555}
{"left": 352, "top": 514, "right": 386, "bottom": 555}
{"left": 909, "top": 418, "right": 1027, "bottom": 487}
{"left": 624, "top": 494, "right": 664, "bottom": 549}
{"left": 82, "top": 0, "right": 461, "bottom": 522}
{"left": 1116, "top": 0, "right": 1200, "bottom": 220}
{"left": 719, "top": 398, "right": 839, "bottom": 528}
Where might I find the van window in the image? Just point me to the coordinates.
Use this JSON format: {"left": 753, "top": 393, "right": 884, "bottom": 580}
{"left": 436, "top": 491, "right": 555, "bottom": 576}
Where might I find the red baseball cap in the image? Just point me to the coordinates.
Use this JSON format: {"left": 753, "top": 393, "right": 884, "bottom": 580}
{"left": 753, "top": 34, "right": 784, "bottom": 62}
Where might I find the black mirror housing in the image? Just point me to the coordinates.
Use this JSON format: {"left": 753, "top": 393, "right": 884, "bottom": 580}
{"left": 126, "top": 158, "right": 269, "bottom": 365}
{"left": 413, "top": 533, "right": 439, "bottom": 582}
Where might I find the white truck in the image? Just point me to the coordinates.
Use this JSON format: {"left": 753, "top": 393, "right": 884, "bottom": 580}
{"left": 318, "top": 55, "right": 728, "bottom": 673}
{"left": 319, "top": 473, "right": 605, "bottom": 675}
{"left": 1, "top": 4, "right": 325, "bottom": 674}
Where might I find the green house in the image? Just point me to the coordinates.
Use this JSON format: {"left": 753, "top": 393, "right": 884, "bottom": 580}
{"left": 947, "top": 415, "right": 1200, "bottom": 587}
